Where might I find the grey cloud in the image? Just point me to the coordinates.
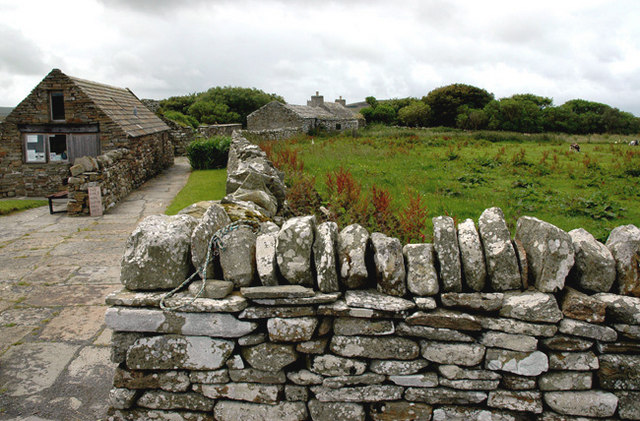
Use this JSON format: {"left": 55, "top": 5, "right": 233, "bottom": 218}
{"left": 0, "top": 27, "right": 48, "bottom": 75}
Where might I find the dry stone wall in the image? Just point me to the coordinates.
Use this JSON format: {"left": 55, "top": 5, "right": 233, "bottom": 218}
{"left": 106, "top": 134, "right": 640, "bottom": 420}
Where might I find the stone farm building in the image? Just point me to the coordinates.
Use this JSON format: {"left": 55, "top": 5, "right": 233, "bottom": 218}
{"left": 0, "top": 69, "right": 172, "bottom": 198}
{"left": 247, "top": 92, "right": 360, "bottom": 133}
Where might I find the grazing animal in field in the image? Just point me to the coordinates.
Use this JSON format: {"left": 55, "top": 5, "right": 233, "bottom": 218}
{"left": 570, "top": 143, "right": 581, "bottom": 152}
{"left": 630, "top": 139, "right": 639, "bottom": 146}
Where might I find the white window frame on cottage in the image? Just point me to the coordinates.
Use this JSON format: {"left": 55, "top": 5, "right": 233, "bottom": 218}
{"left": 23, "top": 134, "right": 69, "bottom": 164}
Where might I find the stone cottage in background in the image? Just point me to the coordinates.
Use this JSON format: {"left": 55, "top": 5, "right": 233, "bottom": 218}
{"left": 246, "top": 92, "right": 361, "bottom": 133}
{"left": 0, "top": 69, "right": 172, "bottom": 198}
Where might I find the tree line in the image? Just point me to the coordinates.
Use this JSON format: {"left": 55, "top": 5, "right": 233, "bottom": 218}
{"left": 362, "top": 84, "right": 640, "bottom": 135}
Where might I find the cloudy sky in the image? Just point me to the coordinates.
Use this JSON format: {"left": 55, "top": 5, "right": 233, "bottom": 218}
{"left": 1, "top": 0, "right": 639, "bottom": 114}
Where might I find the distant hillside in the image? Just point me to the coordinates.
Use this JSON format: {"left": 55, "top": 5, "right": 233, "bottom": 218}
{"left": 0, "top": 106, "right": 13, "bottom": 121}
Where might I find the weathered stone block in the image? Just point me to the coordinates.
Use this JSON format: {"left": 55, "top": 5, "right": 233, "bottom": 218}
{"left": 599, "top": 354, "right": 640, "bottom": 390}
{"left": 440, "top": 292, "right": 504, "bottom": 312}
{"left": 136, "top": 391, "right": 214, "bottom": 411}
{"left": 594, "top": 292, "right": 640, "bottom": 324}
{"left": 344, "top": 289, "right": 415, "bottom": 312}
{"left": 308, "top": 400, "right": 365, "bottom": 421}
{"left": 479, "top": 331, "right": 538, "bottom": 352}
{"left": 190, "top": 204, "right": 230, "bottom": 278}
{"left": 213, "top": 400, "right": 307, "bottom": 421}
{"left": 420, "top": 341, "right": 486, "bottom": 366}
{"left": 396, "top": 322, "right": 475, "bottom": 342}
{"left": 562, "top": 287, "right": 606, "bottom": 323}
{"left": 438, "top": 365, "right": 502, "bottom": 380}
{"left": 330, "top": 335, "right": 419, "bottom": 360}
{"left": 370, "top": 233, "right": 406, "bottom": 296}
{"left": 256, "top": 233, "right": 278, "bottom": 286}
{"left": 458, "top": 218, "right": 487, "bottom": 291}
{"left": 198, "top": 382, "right": 282, "bottom": 404}
{"left": 313, "top": 222, "right": 339, "bottom": 293}
{"left": 487, "top": 390, "right": 543, "bottom": 413}
{"left": 109, "top": 387, "right": 138, "bottom": 409}
{"left": 311, "top": 385, "right": 404, "bottom": 402}
{"left": 219, "top": 225, "right": 257, "bottom": 287}
{"left": 499, "top": 291, "right": 563, "bottom": 323}
{"left": 432, "top": 406, "right": 531, "bottom": 421}
{"left": 113, "top": 368, "right": 189, "bottom": 392}
{"left": 569, "top": 228, "right": 616, "bottom": 293}
{"left": 287, "top": 369, "right": 323, "bottom": 385}
{"left": 310, "top": 355, "right": 367, "bottom": 377}
{"left": 478, "top": 207, "right": 521, "bottom": 291}
{"left": 548, "top": 351, "right": 599, "bottom": 371}
{"left": 432, "top": 215, "right": 462, "bottom": 292}
{"left": 369, "top": 359, "right": 430, "bottom": 376}
{"left": 539, "top": 372, "right": 592, "bottom": 391}
{"left": 485, "top": 349, "right": 549, "bottom": 376}
{"left": 405, "top": 387, "right": 487, "bottom": 405}
{"left": 406, "top": 309, "right": 481, "bottom": 331}
{"left": 267, "top": 317, "right": 318, "bottom": 342}
{"left": 388, "top": 373, "right": 438, "bottom": 387}
{"left": 241, "top": 342, "right": 298, "bottom": 372}
{"left": 120, "top": 214, "right": 198, "bottom": 290}
{"left": 605, "top": 224, "right": 640, "bottom": 296}
{"left": 228, "top": 368, "right": 286, "bottom": 384}
{"left": 276, "top": 215, "right": 315, "bottom": 286}
{"left": 558, "top": 318, "right": 617, "bottom": 342}
{"left": 337, "top": 224, "right": 370, "bottom": 289}
{"left": 369, "top": 401, "right": 433, "bottom": 421}
{"left": 515, "top": 216, "right": 574, "bottom": 292}
{"left": 478, "top": 316, "right": 558, "bottom": 337}
{"left": 126, "top": 335, "right": 233, "bottom": 370}
{"left": 403, "top": 243, "right": 439, "bottom": 296}
{"left": 322, "top": 373, "right": 385, "bottom": 389}
{"left": 544, "top": 391, "right": 618, "bottom": 417}
{"left": 333, "top": 317, "right": 394, "bottom": 336}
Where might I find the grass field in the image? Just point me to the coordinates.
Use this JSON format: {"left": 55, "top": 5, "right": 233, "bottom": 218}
{"left": 267, "top": 125, "right": 640, "bottom": 242}
{"left": 0, "top": 199, "right": 48, "bottom": 215}
{"left": 165, "top": 169, "right": 227, "bottom": 215}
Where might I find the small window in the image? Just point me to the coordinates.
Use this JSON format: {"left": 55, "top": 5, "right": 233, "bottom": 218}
{"left": 50, "top": 91, "right": 65, "bottom": 121}
{"left": 336, "top": 123, "right": 342, "bottom": 130}
{"left": 49, "top": 135, "right": 68, "bottom": 162}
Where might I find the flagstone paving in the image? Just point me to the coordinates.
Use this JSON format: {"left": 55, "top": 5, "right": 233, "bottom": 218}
{"left": 0, "top": 157, "right": 190, "bottom": 420}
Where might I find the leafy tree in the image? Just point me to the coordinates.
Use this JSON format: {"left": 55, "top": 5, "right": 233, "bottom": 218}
{"left": 187, "top": 101, "right": 240, "bottom": 125}
{"left": 163, "top": 110, "right": 199, "bottom": 128}
{"left": 423, "top": 84, "right": 494, "bottom": 127}
{"left": 160, "top": 94, "right": 197, "bottom": 115}
{"left": 385, "top": 97, "right": 418, "bottom": 113}
{"left": 456, "top": 106, "right": 488, "bottom": 130}
{"left": 509, "top": 94, "right": 553, "bottom": 109}
{"left": 365, "top": 96, "right": 379, "bottom": 108}
{"left": 542, "top": 106, "right": 581, "bottom": 133}
{"left": 398, "top": 101, "right": 431, "bottom": 127}
{"left": 484, "top": 97, "right": 544, "bottom": 133}
{"left": 371, "top": 104, "right": 397, "bottom": 125}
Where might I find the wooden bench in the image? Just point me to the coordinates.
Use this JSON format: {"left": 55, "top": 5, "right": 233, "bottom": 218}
{"left": 46, "top": 190, "right": 68, "bottom": 214}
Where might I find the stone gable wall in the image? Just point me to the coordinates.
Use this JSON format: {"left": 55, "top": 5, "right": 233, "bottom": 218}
{"left": 0, "top": 70, "right": 132, "bottom": 197}
{"left": 67, "top": 131, "right": 173, "bottom": 215}
{"left": 105, "top": 134, "right": 640, "bottom": 420}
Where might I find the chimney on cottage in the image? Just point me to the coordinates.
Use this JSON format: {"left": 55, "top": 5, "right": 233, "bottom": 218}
{"left": 335, "top": 96, "right": 346, "bottom": 106}
{"left": 307, "top": 91, "right": 324, "bottom": 107}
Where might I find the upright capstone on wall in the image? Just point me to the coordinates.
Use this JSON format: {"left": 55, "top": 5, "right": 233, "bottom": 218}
{"left": 107, "top": 133, "right": 640, "bottom": 421}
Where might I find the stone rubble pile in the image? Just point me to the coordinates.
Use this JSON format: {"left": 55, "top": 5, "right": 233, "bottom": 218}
{"left": 106, "top": 134, "right": 640, "bottom": 420}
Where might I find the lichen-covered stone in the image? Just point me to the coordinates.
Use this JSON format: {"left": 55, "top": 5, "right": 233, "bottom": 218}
{"left": 558, "top": 318, "right": 617, "bottom": 342}
{"left": 539, "top": 372, "right": 592, "bottom": 391}
{"left": 251, "top": 291, "right": 340, "bottom": 306}
{"left": 189, "top": 369, "right": 229, "bottom": 384}
{"left": 569, "top": 228, "right": 616, "bottom": 292}
{"left": 598, "top": 354, "right": 640, "bottom": 390}
{"left": 308, "top": 400, "right": 365, "bottom": 421}
{"left": 198, "top": 382, "right": 282, "bottom": 404}
{"left": 615, "top": 323, "right": 640, "bottom": 340}
{"left": 287, "top": 369, "right": 324, "bottom": 385}
{"left": 241, "top": 285, "right": 314, "bottom": 299}
{"left": 406, "top": 309, "right": 481, "bottom": 331}
{"left": 540, "top": 335, "right": 593, "bottom": 352}
{"left": 544, "top": 391, "right": 618, "bottom": 417}
{"left": 500, "top": 374, "right": 537, "bottom": 391}
{"left": 113, "top": 368, "right": 190, "bottom": 392}
{"left": 370, "top": 233, "right": 406, "bottom": 296}
{"left": 267, "top": 317, "right": 318, "bottom": 342}
{"left": 136, "top": 391, "right": 214, "bottom": 411}
{"left": 105, "top": 288, "right": 247, "bottom": 312}
{"left": 605, "top": 224, "right": 640, "bottom": 296}
{"left": 111, "top": 332, "right": 144, "bottom": 364}
{"left": 228, "top": 368, "right": 286, "bottom": 384}
{"left": 276, "top": 215, "right": 316, "bottom": 286}
{"left": 439, "top": 378, "right": 500, "bottom": 390}
{"left": 369, "top": 359, "right": 430, "bottom": 376}
{"left": 317, "top": 300, "right": 401, "bottom": 320}
{"left": 479, "top": 331, "right": 538, "bottom": 352}
{"left": 420, "top": 341, "right": 485, "bottom": 366}
{"left": 310, "top": 355, "right": 367, "bottom": 377}
{"left": 432, "top": 406, "right": 530, "bottom": 421}
{"left": 313, "top": 222, "right": 340, "bottom": 293}
{"left": 593, "top": 292, "right": 640, "bottom": 324}
{"left": 333, "top": 317, "right": 394, "bottom": 336}
{"left": 458, "top": 218, "right": 487, "bottom": 291}
{"left": 126, "top": 335, "right": 234, "bottom": 370}
{"left": 405, "top": 387, "right": 487, "bottom": 405}
{"left": 478, "top": 207, "right": 521, "bottom": 291}
{"left": 396, "top": 322, "right": 475, "bottom": 342}
{"left": 440, "top": 292, "right": 504, "bottom": 312}
{"left": 121, "top": 214, "right": 198, "bottom": 290}
{"left": 241, "top": 342, "right": 298, "bottom": 372}
{"left": 187, "top": 280, "right": 233, "bottom": 299}
{"left": 223, "top": 171, "right": 279, "bottom": 217}
{"left": 438, "top": 365, "right": 502, "bottom": 380}
{"left": 296, "top": 338, "right": 328, "bottom": 354}
{"left": 478, "top": 316, "right": 558, "bottom": 337}
{"left": 499, "top": 291, "right": 563, "bottom": 323}
{"left": 330, "top": 335, "right": 419, "bottom": 360}
{"left": 106, "top": 307, "right": 256, "bottom": 337}
{"left": 311, "top": 385, "right": 404, "bottom": 402}
{"left": 344, "top": 289, "right": 415, "bottom": 312}
{"left": 515, "top": 216, "right": 575, "bottom": 292}
{"left": 487, "top": 390, "right": 543, "bottom": 413}
{"left": 414, "top": 297, "right": 437, "bottom": 310}
{"left": 562, "top": 287, "right": 606, "bottom": 323}
{"left": 239, "top": 306, "right": 315, "bottom": 319}
{"left": 213, "top": 400, "right": 307, "bottom": 421}
{"left": 388, "top": 373, "right": 438, "bottom": 387}
{"left": 256, "top": 233, "right": 278, "bottom": 286}
{"left": 432, "top": 215, "right": 462, "bottom": 292}
{"left": 191, "top": 204, "right": 231, "bottom": 278}
{"left": 369, "top": 401, "right": 433, "bottom": 421}
{"left": 109, "top": 387, "right": 138, "bottom": 409}
{"left": 485, "top": 349, "right": 549, "bottom": 376}
{"left": 322, "top": 373, "right": 386, "bottom": 388}
{"left": 403, "top": 243, "right": 439, "bottom": 296}
{"left": 548, "top": 351, "right": 599, "bottom": 371}
{"left": 615, "top": 391, "right": 640, "bottom": 420}
{"left": 337, "top": 224, "right": 370, "bottom": 289}
{"left": 285, "top": 385, "right": 308, "bottom": 402}
{"left": 219, "top": 225, "right": 257, "bottom": 287}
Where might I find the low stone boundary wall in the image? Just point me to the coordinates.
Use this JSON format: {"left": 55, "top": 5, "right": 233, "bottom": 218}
{"left": 105, "top": 134, "right": 640, "bottom": 420}
{"left": 240, "top": 127, "right": 304, "bottom": 142}
{"left": 198, "top": 124, "right": 242, "bottom": 138}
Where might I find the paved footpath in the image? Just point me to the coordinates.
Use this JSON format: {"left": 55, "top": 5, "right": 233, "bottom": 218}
{"left": 0, "top": 157, "right": 191, "bottom": 420}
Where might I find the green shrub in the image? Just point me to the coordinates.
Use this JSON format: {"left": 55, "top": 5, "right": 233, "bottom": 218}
{"left": 162, "top": 110, "right": 199, "bottom": 128}
{"left": 186, "top": 136, "right": 232, "bottom": 170}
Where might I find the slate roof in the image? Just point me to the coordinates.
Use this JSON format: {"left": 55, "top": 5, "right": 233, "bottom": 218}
{"left": 69, "top": 76, "right": 169, "bottom": 138}
{"left": 281, "top": 102, "right": 357, "bottom": 120}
